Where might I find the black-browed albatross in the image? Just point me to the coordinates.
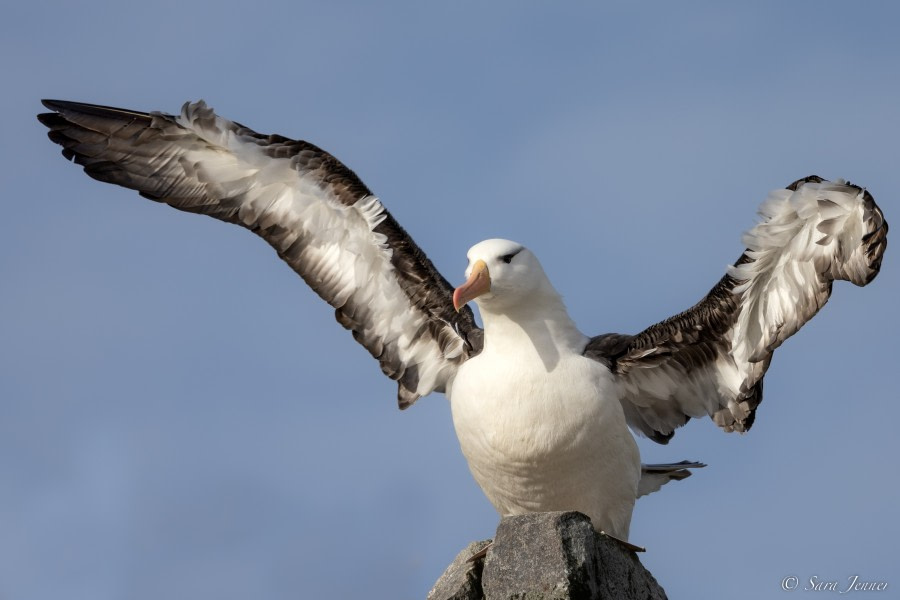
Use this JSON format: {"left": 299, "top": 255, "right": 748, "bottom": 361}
{"left": 37, "top": 99, "right": 887, "bottom": 544}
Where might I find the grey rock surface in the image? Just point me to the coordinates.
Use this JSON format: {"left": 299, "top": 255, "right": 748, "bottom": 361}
{"left": 428, "top": 540, "right": 492, "bottom": 600}
{"left": 428, "top": 512, "right": 667, "bottom": 600}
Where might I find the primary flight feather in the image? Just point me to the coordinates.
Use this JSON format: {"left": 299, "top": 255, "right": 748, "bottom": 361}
{"left": 38, "top": 99, "right": 887, "bottom": 542}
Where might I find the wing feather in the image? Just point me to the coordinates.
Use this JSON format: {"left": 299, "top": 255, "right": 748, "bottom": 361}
{"left": 39, "top": 99, "right": 483, "bottom": 408}
{"left": 585, "top": 176, "right": 887, "bottom": 443}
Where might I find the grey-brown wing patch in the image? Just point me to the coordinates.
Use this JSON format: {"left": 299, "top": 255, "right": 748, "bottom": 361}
{"left": 585, "top": 176, "right": 886, "bottom": 443}
{"left": 39, "top": 99, "right": 483, "bottom": 407}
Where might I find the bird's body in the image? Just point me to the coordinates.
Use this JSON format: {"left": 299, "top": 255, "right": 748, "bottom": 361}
{"left": 449, "top": 243, "right": 639, "bottom": 538}
{"left": 452, "top": 351, "right": 638, "bottom": 540}
{"left": 37, "top": 99, "right": 887, "bottom": 544}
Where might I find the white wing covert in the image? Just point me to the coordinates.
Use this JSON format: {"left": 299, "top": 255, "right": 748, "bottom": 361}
{"left": 585, "top": 177, "right": 887, "bottom": 443}
{"left": 39, "top": 100, "right": 484, "bottom": 408}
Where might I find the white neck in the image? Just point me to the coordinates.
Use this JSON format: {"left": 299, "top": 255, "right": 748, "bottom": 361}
{"left": 477, "top": 291, "right": 587, "bottom": 370}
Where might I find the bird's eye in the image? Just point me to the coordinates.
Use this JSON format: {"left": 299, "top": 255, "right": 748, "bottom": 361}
{"left": 501, "top": 253, "right": 516, "bottom": 264}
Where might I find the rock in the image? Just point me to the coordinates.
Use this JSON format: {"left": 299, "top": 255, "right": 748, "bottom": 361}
{"left": 428, "top": 540, "right": 492, "bottom": 600}
{"left": 482, "top": 512, "right": 602, "bottom": 599}
{"left": 428, "top": 512, "right": 667, "bottom": 600}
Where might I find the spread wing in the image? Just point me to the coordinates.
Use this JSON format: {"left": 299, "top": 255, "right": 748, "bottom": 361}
{"left": 584, "top": 176, "right": 887, "bottom": 443}
{"left": 38, "top": 99, "right": 483, "bottom": 408}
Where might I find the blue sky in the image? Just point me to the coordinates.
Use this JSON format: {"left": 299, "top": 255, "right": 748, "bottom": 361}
{"left": 2, "top": 2, "right": 898, "bottom": 599}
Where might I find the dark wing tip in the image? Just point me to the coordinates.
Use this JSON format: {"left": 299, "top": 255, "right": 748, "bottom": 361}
{"left": 645, "top": 411, "right": 691, "bottom": 445}
{"left": 648, "top": 429, "right": 675, "bottom": 445}
{"left": 37, "top": 112, "right": 78, "bottom": 160}
{"left": 36, "top": 111, "right": 61, "bottom": 127}
{"left": 41, "top": 99, "right": 69, "bottom": 111}
{"left": 39, "top": 99, "right": 155, "bottom": 122}
{"left": 397, "top": 384, "right": 419, "bottom": 410}
{"left": 786, "top": 174, "right": 824, "bottom": 191}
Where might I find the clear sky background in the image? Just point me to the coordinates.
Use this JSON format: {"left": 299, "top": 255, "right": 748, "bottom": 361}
{"left": 2, "top": 2, "right": 898, "bottom": 599}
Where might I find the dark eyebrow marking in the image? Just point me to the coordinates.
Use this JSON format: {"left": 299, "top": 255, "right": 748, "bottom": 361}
{"left": 500, "top": 248, "right": 522, "bottom": 264}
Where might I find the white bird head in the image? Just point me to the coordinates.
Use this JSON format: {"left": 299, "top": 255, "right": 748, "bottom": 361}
{"left": 453, "top": 239, "right": 559, "bottom": 313}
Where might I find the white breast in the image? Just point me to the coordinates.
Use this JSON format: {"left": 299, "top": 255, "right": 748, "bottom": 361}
{"left": 447, "top": 345, "right": 641, "bottom": 540}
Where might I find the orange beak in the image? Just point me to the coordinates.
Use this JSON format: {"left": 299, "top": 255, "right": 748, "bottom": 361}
{"left": 453, "top": 260, "right": 491, "bottom": 312}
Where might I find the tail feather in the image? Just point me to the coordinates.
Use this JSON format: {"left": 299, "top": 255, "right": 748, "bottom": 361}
{"left": 638, "top": 460, "right": 705, "bottom": 498}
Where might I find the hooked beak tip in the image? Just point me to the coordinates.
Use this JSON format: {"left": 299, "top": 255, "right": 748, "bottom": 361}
{"left": 452, "top": 289, "right": 464, "bottom": 312}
